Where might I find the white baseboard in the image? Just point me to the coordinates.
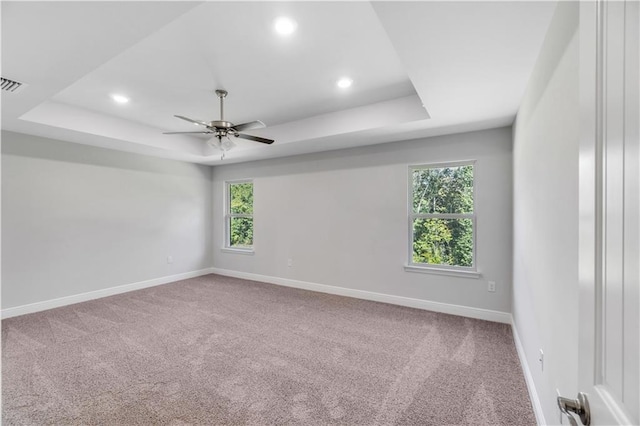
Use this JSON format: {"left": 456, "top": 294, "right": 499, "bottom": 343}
{"left": 210, "top": 267, "right": 511, "bottom": 324}
{"left": 511, "top": 316, "right": 546, "bottom": 426}
{"left": 1, "top": 268, "right": 215, "bottom": 319}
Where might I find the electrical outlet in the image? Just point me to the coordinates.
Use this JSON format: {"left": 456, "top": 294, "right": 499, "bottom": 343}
{"left": 167, "top": 255, "right": 173, "bottom": 264}
{"left": 287, "top": 258, "right": 293, "bottom": 267}
{"left": 487, "top": 281, "right": 496, "bottom": 292}
{"left": 539, "top": 349, "right": 544, "bottom": 371}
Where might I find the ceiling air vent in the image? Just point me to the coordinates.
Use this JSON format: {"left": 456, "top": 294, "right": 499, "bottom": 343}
{"left": 1, "top": 77, "right": 26, "bottom": 93}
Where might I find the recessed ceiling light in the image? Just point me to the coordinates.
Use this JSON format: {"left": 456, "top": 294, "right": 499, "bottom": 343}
{"left": 336, "top": 78, "right": 353, "bottom": 89}
{"left": 111, "top": 94, "right": 129, "bottom": 104}
{"left": 274, "top": 17, "right": 297, "bottom": 36}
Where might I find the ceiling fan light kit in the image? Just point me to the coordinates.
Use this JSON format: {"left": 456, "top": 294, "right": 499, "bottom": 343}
{"left": 207, "top": 135, "right": 236, "bottom": 160}
{"left": 163, "top": 89, "right": 274, "bottom": 158}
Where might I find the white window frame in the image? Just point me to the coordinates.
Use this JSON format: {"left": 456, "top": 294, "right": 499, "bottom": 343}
{"left": 223, "top": 179, "right": 254, "bottom": 255}
{"left": 405, "top": 160, "right": 480, "bottom": 278}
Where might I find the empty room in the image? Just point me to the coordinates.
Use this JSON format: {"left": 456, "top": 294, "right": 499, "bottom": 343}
{"left": 1, "top": 1, "right": 638, "bottom": 425}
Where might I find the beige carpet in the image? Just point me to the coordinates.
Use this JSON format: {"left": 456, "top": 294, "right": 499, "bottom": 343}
{"left": 2, "top": 274, "right": 535, "bottom": 425}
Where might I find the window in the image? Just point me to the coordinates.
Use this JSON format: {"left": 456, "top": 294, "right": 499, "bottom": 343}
{"left": 225, "top": 180, "right": 253, "bottom": 251}
{"left": 409, "top": 162, "right": 475, "bottom": 271}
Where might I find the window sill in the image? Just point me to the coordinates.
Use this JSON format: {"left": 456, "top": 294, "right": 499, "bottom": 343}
{"left": 221, "top": 247, "right": 255, "bottom": 255}
{"left": 404, "top": 264, "right": 481, "bottom": 279}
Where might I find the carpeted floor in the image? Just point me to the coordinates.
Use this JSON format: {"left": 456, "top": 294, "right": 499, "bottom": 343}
{"left": 2, "top": 274, "right": 535, "bottom": 425}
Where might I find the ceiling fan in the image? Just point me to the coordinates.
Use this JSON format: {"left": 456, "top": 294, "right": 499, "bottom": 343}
{"left": 163, "top": 90, "right": 274, "bottom": 156}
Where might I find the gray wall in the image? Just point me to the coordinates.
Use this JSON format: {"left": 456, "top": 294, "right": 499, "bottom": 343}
{"left": 1, "top": 131, "right": 213, "bottom": 309}
{"left": 512, "top": 2, "right": 579, "bottom": 423}
{"left": 212, "top": 127, "right": 513, "bottom": 313}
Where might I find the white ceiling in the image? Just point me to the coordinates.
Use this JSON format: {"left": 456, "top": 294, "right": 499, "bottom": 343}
{"left": 1, "top": 1, "right": 556, "bottom": 165}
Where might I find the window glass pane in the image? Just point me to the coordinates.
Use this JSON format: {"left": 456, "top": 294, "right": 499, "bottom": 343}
{"left": 412, "top": 165, "right": 473, "bottom": 214}
{"left": 230, "top": 183, "right": 253, "bottom": 214}
{"left": 230, "top": 217, "right": 253, "bottom": 248}
{"left": 412, "top": 218, "right": 473, "bottom": 267}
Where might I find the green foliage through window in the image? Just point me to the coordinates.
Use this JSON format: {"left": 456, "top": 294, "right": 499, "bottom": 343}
{"left": 411, "top": 165, "right": 474, "bottom": 268}
{"left": 227, "top": 182, "right": 253, "bottom": 248}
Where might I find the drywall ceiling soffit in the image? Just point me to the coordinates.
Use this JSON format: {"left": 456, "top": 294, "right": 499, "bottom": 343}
{"left": 1, "top": 1, "right": 555, "bottom": 165}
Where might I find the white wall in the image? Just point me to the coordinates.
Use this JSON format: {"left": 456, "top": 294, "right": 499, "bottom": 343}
{"left": 1, "top": 131, "right": 213, "bottom": 310}
{"left": 512, "top": 2, "right": 579, "bottom": 424}
{"left": 212, "top": 127, "right": 513, "bottom": 314}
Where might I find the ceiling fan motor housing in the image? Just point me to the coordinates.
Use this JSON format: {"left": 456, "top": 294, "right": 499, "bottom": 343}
{"left": 210, "top": 120, "right": 234, "bottom": 129}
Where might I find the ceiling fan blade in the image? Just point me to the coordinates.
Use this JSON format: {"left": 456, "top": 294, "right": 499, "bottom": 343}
{"left": 174, "top": 115, "right": 210, "bottom": 127}
{"left": 235, "top": 133, "right": 274, "bottom": 145}
{"left": 232, "top": 120, "right": 266, "bottom": 132}
{"left": 163, "top": 131, "right": 213, "bottom": 135}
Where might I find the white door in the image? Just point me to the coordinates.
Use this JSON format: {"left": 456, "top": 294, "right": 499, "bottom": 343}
{"left": 573, "top": 0, "right": 640, "bottom": 425}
